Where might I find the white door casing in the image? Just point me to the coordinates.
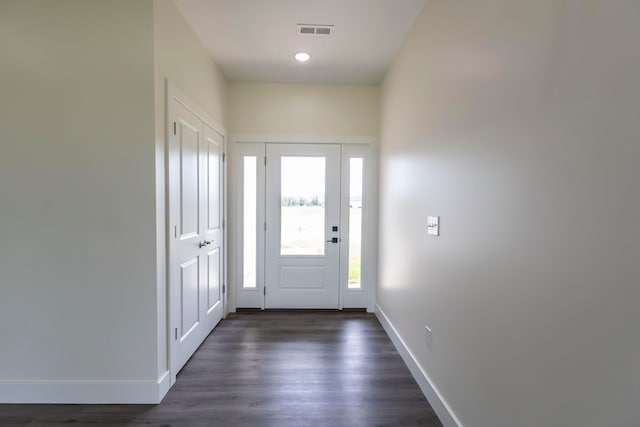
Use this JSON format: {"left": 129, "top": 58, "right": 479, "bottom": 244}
{"left": 234, "top": 140, "right": 374, "bottom": 311}
{"left": 265, "top": 144, "right": 341, "bottom": 308}
{"left": 168, "top": 84, "right": 225, "bottom": 382}
{"left": 234, "top": 143, "right": 266, "bottom": 309}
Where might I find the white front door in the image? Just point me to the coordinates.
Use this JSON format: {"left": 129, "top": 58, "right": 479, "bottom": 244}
{"left": 265, "top": 144, "right": 341, "bottom": 308}
{"left": 168, "top": 92, "right": 224, "bottom": 379}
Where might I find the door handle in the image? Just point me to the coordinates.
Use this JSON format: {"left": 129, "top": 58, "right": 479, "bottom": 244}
{"left": 198, "top": 240, "right": 212, "bottom": 248}
{"left": 326, "top": 237, "right": 339, "bottom": 244}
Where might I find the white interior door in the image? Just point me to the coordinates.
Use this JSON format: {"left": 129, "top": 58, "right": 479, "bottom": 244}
{"left": 265, "top": 144, "right": 341, "bottom": 308}
{"left": 168, "top": 92, "right": 224, "bottom": 379}
{"left": 202, "top": 124, "right": 224, "bottom": 328}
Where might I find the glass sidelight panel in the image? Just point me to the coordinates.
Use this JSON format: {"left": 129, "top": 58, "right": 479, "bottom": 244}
{"left": 243, "top": 156, "right": 257, "bottom": 288}
{"left": 348, "top": 158, "right": 363, "bottom": 288}
{"left": 280, "top": 157, "right": 326, "bottom": 256}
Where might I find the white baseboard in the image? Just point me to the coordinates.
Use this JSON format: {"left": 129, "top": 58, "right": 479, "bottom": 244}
{"left": 156, "top": 370, "right": 171, "bottom": 402}
{"left": 375, "top": 304, "right": 463, "bottom": 427}
{"left": 0, "top": 370, "right": 171, "bottom": 404}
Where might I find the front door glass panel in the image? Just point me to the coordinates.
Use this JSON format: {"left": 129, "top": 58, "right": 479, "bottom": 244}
{"left": 280, "top": 156, "right": 326, "bottom": 256}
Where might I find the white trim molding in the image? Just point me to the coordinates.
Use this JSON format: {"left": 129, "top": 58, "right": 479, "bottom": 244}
{"left": 375, "top": 304, "right": 463, "bottom": 427}
{"left": 231, "top": 134, "right": 376, "bottom": 145}
{"left": 0, "top": 371, "right": 171, "bottom": 404}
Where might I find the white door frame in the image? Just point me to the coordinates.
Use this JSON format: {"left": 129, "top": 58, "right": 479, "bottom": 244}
{"left": 339, "top": 144, "right": 373, "bottom": 309}
{"left": 166, "top": 81, "right": 227, "bottom": 385}
{"left": 230, "top": 136, "right": 377, "bottom": 312}
{"left": 233, "top": 143, "right": 266, "bottom": 309}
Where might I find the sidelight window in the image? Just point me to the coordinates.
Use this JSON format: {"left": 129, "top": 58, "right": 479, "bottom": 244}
{"left": 243, "top": 156, "right": 257, "bottom": 288}
{"left": 348, "top": 158, "right": 363, "bottom": 289}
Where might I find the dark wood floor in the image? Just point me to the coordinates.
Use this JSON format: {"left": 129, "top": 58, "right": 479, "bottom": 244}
{"left": 0, "top": 311, "right": 443, "bottom": 426}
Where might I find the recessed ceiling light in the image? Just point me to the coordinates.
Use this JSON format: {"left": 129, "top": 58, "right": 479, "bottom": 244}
{"left": 294, "top": 52, "right": 311, "bottom": 62}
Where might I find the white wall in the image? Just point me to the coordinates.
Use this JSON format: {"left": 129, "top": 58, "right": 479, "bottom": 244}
{"left": 227, "top": 83, "right": 379, "bottom": 311}
{"left": 154, "top": 0, "right": 228, "bottom": 128}
{"left": 379, "top": 1, "right": 640, "bottom": 426}
{"left": 0, "top": 0, "right": 159, "bottom": 391}
{"left": 229, "top": 83, "right": 378, "bottom": 138}
{"left": 152, "top": 0, "right": 228, "bottom": 380}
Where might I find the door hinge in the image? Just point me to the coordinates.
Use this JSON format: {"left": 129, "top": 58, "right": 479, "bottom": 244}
{"left": 222, "top": 218, "right": 225, "bottom": 229}
{"left": 223, "top": 153, "right": 226, "bottom": 162}
{"left": 222, "top": 284, "right": 226, "bottom": 294}
{"left": 173, "top": 122, "right": 176, "bottom": 135}
{"left": 174, "top": 225, "right": 177, "bottom": 238}
{"left": 174, "top": 328, "right": 178, "bottom": 340}
{"left": 264, "top": 156, "right": 267, "bottom": 166}
{"left": 263, "top": 287, "right": 266, "bottom": 296}
{"left": 264, "top": 222, "right": 267, "bottom": 231}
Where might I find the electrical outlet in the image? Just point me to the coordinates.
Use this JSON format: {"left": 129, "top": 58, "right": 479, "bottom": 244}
{"left": 425, "top": 325, "right": 432, "bottom": 350}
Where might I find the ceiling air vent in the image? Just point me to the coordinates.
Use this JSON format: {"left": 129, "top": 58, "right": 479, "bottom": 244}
{"left": 297, "top": 24, "right": 334, "bottom": 36}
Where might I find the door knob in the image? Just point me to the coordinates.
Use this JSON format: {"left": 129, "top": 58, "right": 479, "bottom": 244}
{"left": 199, "top": 240, "right": 213, "bottom": 248}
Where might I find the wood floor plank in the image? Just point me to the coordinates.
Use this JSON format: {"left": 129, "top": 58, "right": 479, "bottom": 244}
{"left": 0, "top": 311, "right": 443, "bottom": 426}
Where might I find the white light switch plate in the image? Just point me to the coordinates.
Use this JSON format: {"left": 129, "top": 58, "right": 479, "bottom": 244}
{"left": 427, "top": 216, "right": 439, "bottom": 236}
